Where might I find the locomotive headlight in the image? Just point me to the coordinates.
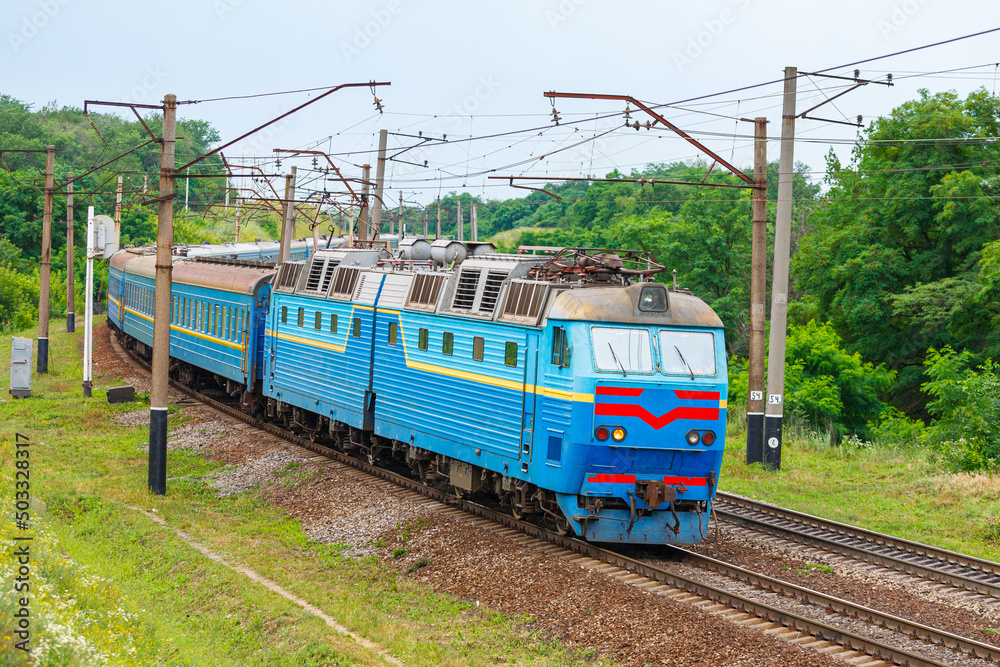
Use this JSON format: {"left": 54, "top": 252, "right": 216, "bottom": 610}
{"left": 701, "top": 430, "right": 717, "bottom": 446}
{"left": 611, "top": 427, "right": 627, "bottom": 442}
{"left": 595, "top": 426, "right": 610, "bottom": 441}
{"left": 685, "top": 429, "right": 701, "bottom": 446}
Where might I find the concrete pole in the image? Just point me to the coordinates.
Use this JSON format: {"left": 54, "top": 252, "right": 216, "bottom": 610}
{"left": 372, "top": 128, "right": 387, "bottom": 235}
{"left": 746, "top": 118, "right": 768, "bottom": 465}
{"left": 471, "top": 203, "right": 478, "bottom": 242}
{"left": 224, "top": 181, "right": 230, "bottom": 210}
{"left": 115, "top": 175, "right": 123, "bottom": 225}
{"left": 436, "top": 198, "right": 441, "bottom": 239}
{"left": 278, "top": 165, "right": 297, "bottom": 263}
{"left": 149, "top": 93, "right": 177, "bottom": 495}
{"left": 457, "top": 200, "right": 463, "bottom": 242}
{"left": 359, "top": 164, "right": 371, "bottom": 243}
{"left": 423, "top": 210, "right": 428, "bottom": 238}
{"left": 396, "top": 191, "right": 403, "bottom": 236}
{"left": 66, "top": 173, "right": 75, "bottom": 333}
{"left": 234, "top": 197, "right": 242, "bottom": 243}
{"left": 764, "top": 67, "right": 797, "bottom": 472}
{"left": 37, "top": 145, "right": 55, "bottom": 373}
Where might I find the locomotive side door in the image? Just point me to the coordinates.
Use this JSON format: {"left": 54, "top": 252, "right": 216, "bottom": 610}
{"left": 520, "top": 331, "right": 540, "bottom": 467}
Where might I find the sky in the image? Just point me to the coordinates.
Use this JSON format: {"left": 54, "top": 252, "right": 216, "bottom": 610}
{"left": 4, "top": 0, "right": 1000, "bottom": 210}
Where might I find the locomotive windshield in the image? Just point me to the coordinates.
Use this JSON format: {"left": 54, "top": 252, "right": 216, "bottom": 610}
{"left": 659, "top": 330, "right": 716, "bottom": 376}
{"left": 591, "top": 327, "right": 654, "bottom": 373}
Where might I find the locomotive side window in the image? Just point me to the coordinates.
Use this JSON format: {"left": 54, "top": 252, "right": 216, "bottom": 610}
{"left": 592, "top": 327, "right": 653, "bottom": 373}
{"left": 659, "top": 330, "right": 716, "bottom": 376}
{"left": 418, "top": 328, "right": 428, "bottom": 351}
{"left": 551, "top": 327, "right": 571, "bottom": 368}
{"left": 505, "top": 342, "right": 518, "bottom": 367}
{"left": 442, "top": 331, "right": 454, "bottom": 356}
{"left": 473, "top": 336, "right": 484, "bottom": 361}
{"left": 389, "top": 322, "right": 398, "bottom": 346}
{"left": 352, "top": 317, "right": 361, "bottom": 338}
{"left": 330, "top": 314, "right": 338, "bottom": 333}
{"left": 297, "top": 307, "right": 304, "bottom": 327}
{"left": 315, "top": 311, "right": 322, "bottom": 330}
{"left": 281, "top": 306, "right": 287, "bottom": 324}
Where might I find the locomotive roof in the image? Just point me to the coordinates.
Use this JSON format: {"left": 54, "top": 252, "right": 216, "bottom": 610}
{"left": 546, "top": 281, "right": 723, "bottom": 328}
{"left": 123, "top": 255, "right": 277, "bottom": 294}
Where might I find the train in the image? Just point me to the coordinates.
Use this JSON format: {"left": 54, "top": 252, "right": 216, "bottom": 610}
{"left": 107, "top": 239, "right": 728, "bottom": 544}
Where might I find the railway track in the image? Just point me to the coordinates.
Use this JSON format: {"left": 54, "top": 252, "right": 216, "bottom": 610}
{"left": 112, "top": 335, "right": 1000, "bottom": 666}
{"left": 715, "top": 491, "right": 1000, "bottom": 601}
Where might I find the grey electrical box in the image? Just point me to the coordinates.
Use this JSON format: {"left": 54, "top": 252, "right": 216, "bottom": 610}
{"left": 10, "top": 337, "right": 32, "bottom": 398}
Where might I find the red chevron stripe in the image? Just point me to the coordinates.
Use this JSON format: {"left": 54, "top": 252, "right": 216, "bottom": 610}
{"left": 596, "top": 386, "right": 645, "bottom": 397}
{"left": 586, "top": 474, "right": 637, "bottom": 483}
{"left": 663, "top": 476, "right": 708, "bottom": 486}
{"left": 674, "top": 390, "right": 721, "bottom": 400}
{"left": 594, "top": 403, "right": 719, "bottom": 430}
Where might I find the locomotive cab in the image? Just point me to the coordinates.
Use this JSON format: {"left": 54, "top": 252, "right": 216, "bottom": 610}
{"left": 534, "top": 282, "right": 728, "bottom": 544}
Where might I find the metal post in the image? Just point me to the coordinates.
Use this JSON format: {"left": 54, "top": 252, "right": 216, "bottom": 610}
{"left": 359, "top": 164, "right": 371, "bottom": 243}
{"left": 83, "top": 206, "right": 94, "bottom": 398}
{"left": 436, "top": 198, "right": 441, "bottom": 239}
{"left": 184, "top": 166, "right": 189, "bottom": 211}
{"left": 66, "top": 173, "right": 75, "bottom": 333}
{"left": 372, "top": 129, "right": 387, "bottom": 235}
{"left": 471, "top": 203, "right": 478, "bottom": 242}
{"left": 278, "top": 165, "right": 297, "bottom": 262}
{"left": 746, "top": 117, "right": 768, "bottom": 464}
{"left": 457, "top": 200, "right": 463, "bottom": 242}
{"left": 149, "top": 93, "right": 177, "bottom": 496}
{"left": 37, "top": 145, "right": 55, "bottom": 374}
{"left": 764, "top": 67, "right": 797, "bottom": 471}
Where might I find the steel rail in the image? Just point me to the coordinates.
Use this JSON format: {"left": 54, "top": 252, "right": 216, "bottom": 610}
{"left": 670, "top": 546, "right": 1000, "bottom": 663}
{"left": 114, "top": 338, "right": 973, "bottom": 666}
{"left": 715, "top": 491, "right": 1000, "bottom": 598}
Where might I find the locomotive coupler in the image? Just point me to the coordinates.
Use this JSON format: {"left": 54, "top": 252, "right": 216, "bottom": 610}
{"left": 635, "top": 479, "right": 676, "bottom": 509}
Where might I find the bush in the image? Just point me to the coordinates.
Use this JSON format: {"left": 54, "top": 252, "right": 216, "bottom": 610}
{"left": 0, "top": 264, "right": 38, "bottom": 331}
{"left": 923, "top": 346, "right": 1000, "bottom": 471}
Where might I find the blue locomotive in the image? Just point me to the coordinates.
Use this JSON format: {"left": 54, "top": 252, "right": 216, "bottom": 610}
{"left": 109, "top": 242, "right": 727, "bottom": 544}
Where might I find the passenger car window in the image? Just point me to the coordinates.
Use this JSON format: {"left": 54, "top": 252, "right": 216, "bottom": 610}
{"left": 418, "top": 328, "right": 428, "bottom": 351}
{"left": 442, "top": 332, "right": 453, "bottom": 356}
{"left": 659, "top": 330, "right": 716, "bottom": 376}
{"left": 591, "top": 327, "right": 653, "bottom": 373}
{"left": 389, "top": 322, "right": 398, "bottom": 346}
{"left": 473, "top": 336, "right": 484, "bottom": 361}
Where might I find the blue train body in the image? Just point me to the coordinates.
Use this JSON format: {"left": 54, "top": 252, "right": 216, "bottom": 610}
{"left": 108, "top": 243, "right": 727, "bottom": 545}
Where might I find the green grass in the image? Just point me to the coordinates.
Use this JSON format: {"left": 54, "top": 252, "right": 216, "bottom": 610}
{"left": 0, "top": 320, "right": 611, "bottom": 667}
{"left": 722, "top": 405, "right": 1000, "bottom": 562}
